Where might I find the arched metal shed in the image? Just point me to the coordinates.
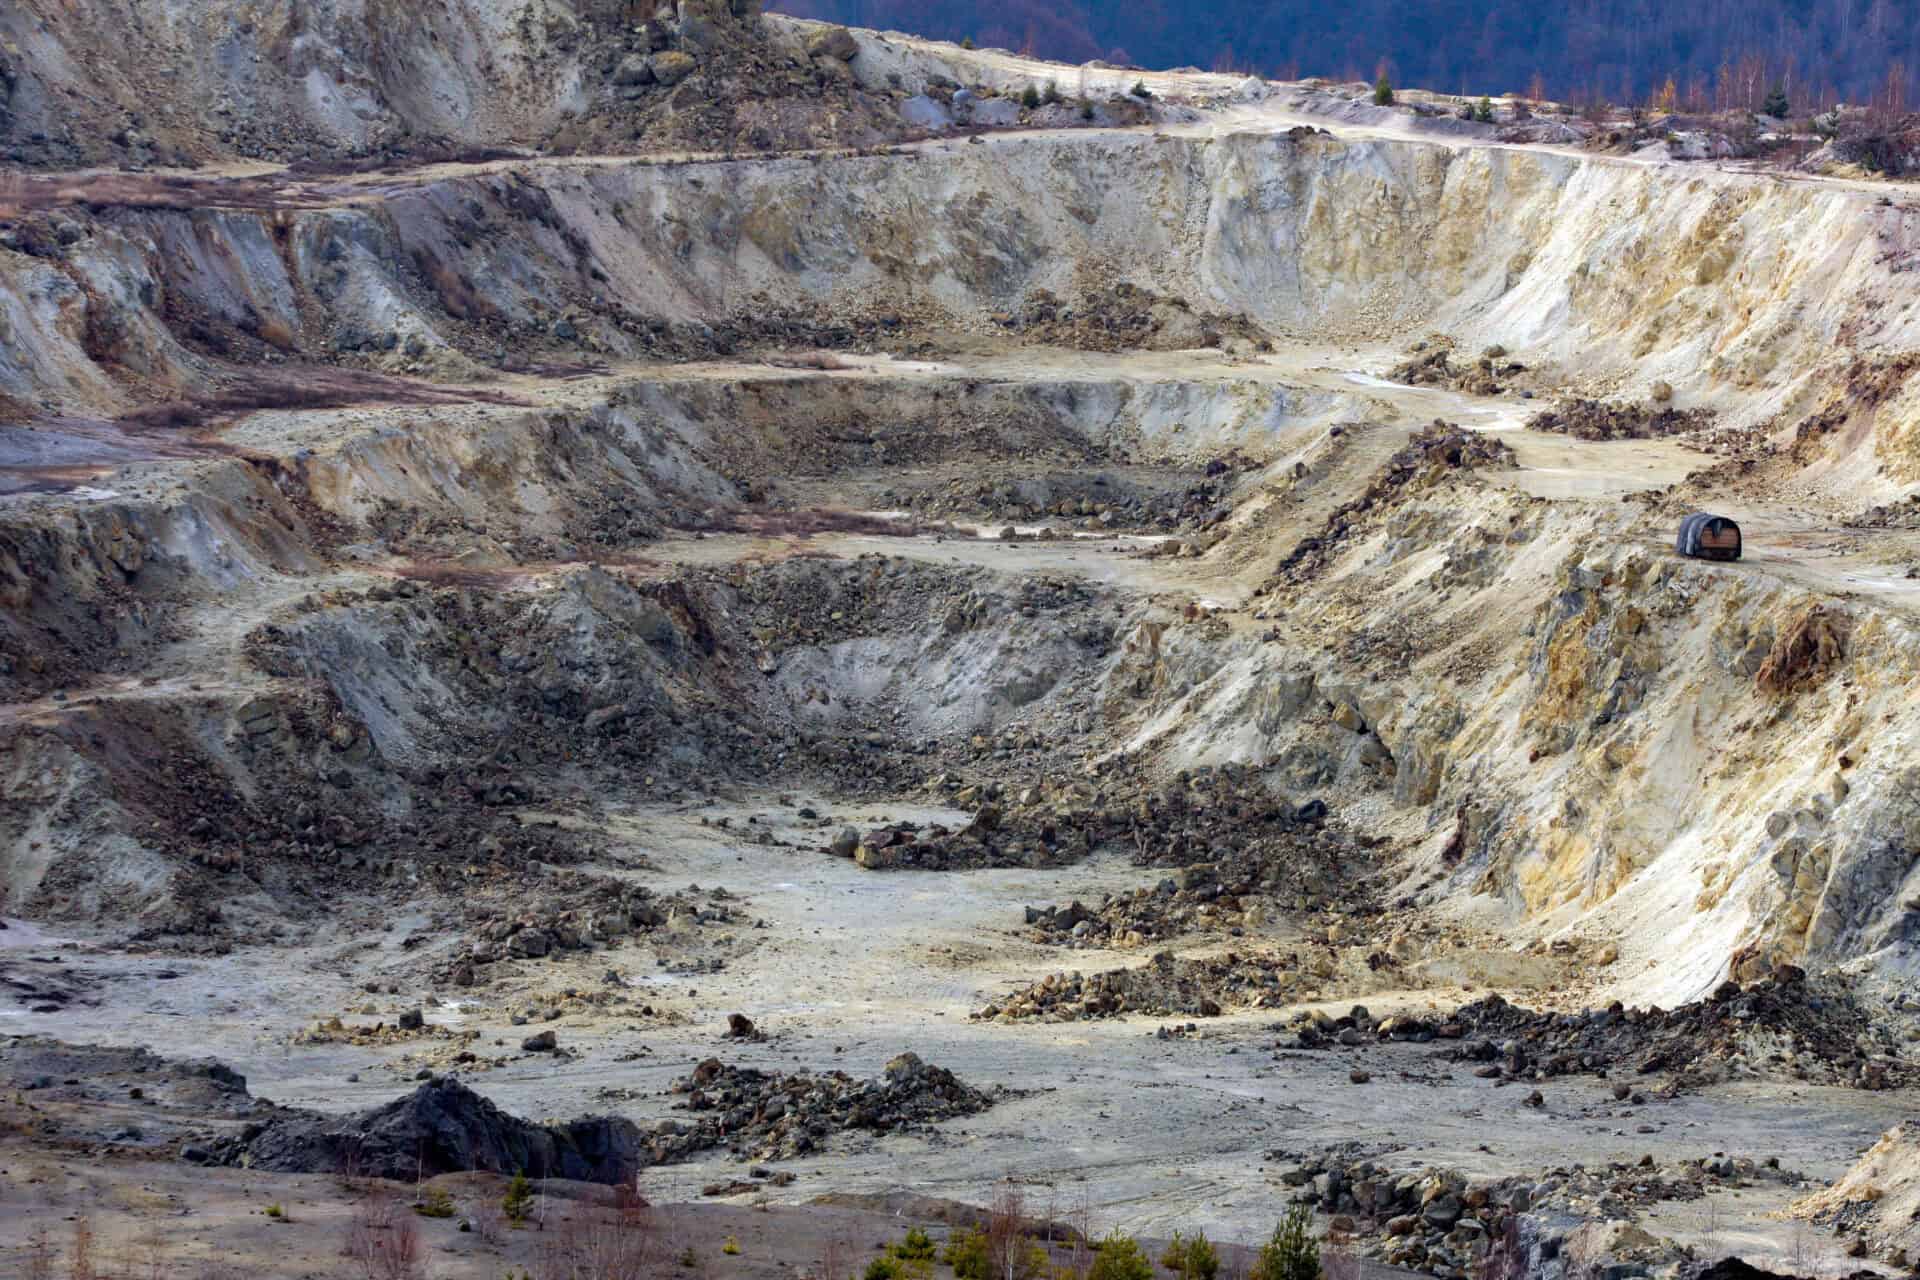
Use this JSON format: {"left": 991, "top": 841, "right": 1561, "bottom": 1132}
{"left": 1676, "top": 512, "right": 1741, "bottom": 561}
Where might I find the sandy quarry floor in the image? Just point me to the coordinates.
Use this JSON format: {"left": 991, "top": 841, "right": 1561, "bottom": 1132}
{"left": 4, "top": 786, "right": 1906, "bottom": 1274}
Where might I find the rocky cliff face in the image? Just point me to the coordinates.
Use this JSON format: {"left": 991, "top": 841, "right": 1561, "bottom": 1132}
{"left": 4, "top": 130, "right": 1916, "bottom": 462}
{"left": 0, "top": 0, "right": 898, "bottom": 168}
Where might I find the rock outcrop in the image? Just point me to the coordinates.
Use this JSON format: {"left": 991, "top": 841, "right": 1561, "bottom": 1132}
{"left": 218, "top": 1078, "right": 643, "bottom": 1184}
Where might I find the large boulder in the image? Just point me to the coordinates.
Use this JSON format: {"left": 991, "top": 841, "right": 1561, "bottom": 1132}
{"left": 612, "top": 54, "right": 654, "bottom": 87}
{"left": 971, "top": 98, "right": 1021, "bottom": 127}
{"left": 806, "top": 26, "right": 859, "bottom": 61}
{"left": 899, "top": 94, "right": 952, "bottom": 130}
{"left": 225, "top": 1078, "right": 643, "bottom": 1184}
{"left": 648, "top": 51, "right": 698, "bottom": 87}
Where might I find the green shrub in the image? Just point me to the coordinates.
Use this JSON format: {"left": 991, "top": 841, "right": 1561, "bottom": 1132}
{"left": 1021, "top": 84, "right": 1042, "bottom": 109}
{"left": 1087, "top": 1232, "right": 1153, "bottom": 1280}
{"left": 1249, "top": 1207, "right": 1321, "bottom": 1280}
{"left": 1159, "top": 1231, "right": 1219, "bottom": 1280}
{"left": 503, "top": 1171, "right": 534, "bottom": 1226}
{"left": 1763, "top": 85, "right": 1790, "bottom": 118}
{"left": 723, "top": 1236, "right": 742, "bottom": 1256}
{"left": 892, "top": 1228, "right": 938, "bottom": 1261}
{"left": 1474, "top": 95, "right": 1495, "bottom": 123}
{"left": 961, "top": 37, "right": 975, "bottom": 50}
{"left": 866, "top": 1259, "right": 900, "bottom": 1280}
{"left": 1131, "top": 79, "right": 1153, "bottom": 99}
{"left": 1373, "top": 74, "right": 1394, "bottom": 106}
{"left": 414, "top": 1187, "right": 455, "bottom": 1218}
{"left": 1044, "top": 79, "right": 1064, "bottom": 105}
{"left": 944, "top": 1229, "right": 990, "bottom": 1280}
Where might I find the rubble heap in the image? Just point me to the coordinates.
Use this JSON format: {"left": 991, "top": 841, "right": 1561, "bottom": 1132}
{"left": 645, "top": 1052, "right": 1000, "bottom": 1165}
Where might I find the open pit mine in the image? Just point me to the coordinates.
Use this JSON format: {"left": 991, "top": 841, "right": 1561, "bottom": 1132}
{"left": 5, "top": 3, "right": 1920, "bottom": 1278}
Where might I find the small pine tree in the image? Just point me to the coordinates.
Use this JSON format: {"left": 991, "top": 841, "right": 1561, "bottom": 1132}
{"left": 1021, "top": 84, "right": 1042, "bottom": 109}
{"left": 1160, "top": 1231, "right": 1220, "bottom": 1280}
{"left": 942, "top": 1229, "right": 990, "bottom": 1280}
{"left": 413, "top": 1187, "right": 456, "bottom": 1218}
{"left": 1763, "top": 84, "right": 1790, "bottom": 118}
{"left": 892, "top": 1229, "right": 937, "bottom": 1262}
{"left": 1044, "top": 79, "right": 1064, "bottom": 105}
{"left": 960, "top": 36, "right": 975, "bottom": 50}
{"left": 1474, "top": 95, "right": 1495, "bottom": 122}
{"left": 1087, "top": 1233, "right": 1154, "bottom": 1280}
{"left": 1131, "top": 79, "right": 1153, "bottom": 99}
{"left": 1249, "top": 1207, "right": 1321, "bottom": 1280}
{"left": 503, "top": 1171, "right": 534, "bottom": 1226}
{"left": 1373, "top": 73, "right": 1394, "bottom": 106}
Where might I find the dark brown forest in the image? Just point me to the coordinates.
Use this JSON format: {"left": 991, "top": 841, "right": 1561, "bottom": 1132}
{"left": 766, "top": 0, "right": 1919, "bottom": 110}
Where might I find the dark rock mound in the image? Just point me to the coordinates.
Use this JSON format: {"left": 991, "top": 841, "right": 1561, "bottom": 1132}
{"left": 648, "top": 1051, "right": 1001, "bottom": 1164}
{"left": 1526, "top": 397, "right": 1714, "bottom": 440}
{"left": 219, "top": 1077, "right": 641, "bottom": 1184}
{"left": 1287, "top": 966, "right": 1909, "bottom": 1090}
{"left": 1689, "top": 1258, "right": 1878, "bottom": 1280}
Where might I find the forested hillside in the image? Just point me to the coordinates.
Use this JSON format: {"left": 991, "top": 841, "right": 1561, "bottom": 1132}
{"left": 766, "top": 0, "right": 1918, "bottom": 108}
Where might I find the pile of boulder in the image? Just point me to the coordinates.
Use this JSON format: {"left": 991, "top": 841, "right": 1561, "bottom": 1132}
{"left": 437, "top": 872, "right": 742, "bottom": 985}
{"left": 645, "top": 1052, "right": 999, "bottom": 1165}
{"left": 1020, "top": 838, "right": 1354, "bottom": 948}
{"left": 837, "top": 763, "right": 1364, "bottom": 901}
{"left": 976, "top": 949, "right": 1315, "bottom": 1022}
{"left": 992, "top": 284, "right": 1272, "bottom": 355}
{"left": 1289, "top": 968, "right": 1909, "bottom": 1089}
{"left": 1525, "top": 397, "right": 1715, "bottom": 441}
{"left": 823, "top": 809, "right": 1079, "bottom": 871}
{"left": 1281, "top": 1149, "right": 1807, "bottom": 1278}
{"left": 1387, "top": 339, "right": 1529, "bottom": 396}
{"left": 889, "top": 465, "right": 1249, "bottom": 537}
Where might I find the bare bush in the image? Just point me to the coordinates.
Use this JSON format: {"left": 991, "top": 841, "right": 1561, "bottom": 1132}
{"left": 535, "top": 1205, "right": 659, "bottom": 1280}
{"left": 1064, "top": 1188, "right": 1095, "bottom": 1280}
{"left": 68, "top": 1216, "right": 93, "bottom": 1280}
{"left": 101, "top": 1232, "right": 174, "bottom": 1280}
{"left": 25, "top": 1225, "right": 55, "bottom": 1280}
{"left": 1322, "top": 1253, "right": 1363, "bottom": 1280}
{"left": 987, "top": 1182, "right": 1028, "bottom": 1280}
{"left": 344, "top": 1188, "right": 423, "bottom": 1280}
{"left": 470, "top": 1197, "right": 511, "bottom": 1248}
{"left": 817, "top": 1232, "right": 853, "bottom": 1280}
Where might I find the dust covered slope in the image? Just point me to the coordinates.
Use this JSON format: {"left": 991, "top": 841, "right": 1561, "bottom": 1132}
{"left": 0, "top": 0, "right": 909, "bottom": 169}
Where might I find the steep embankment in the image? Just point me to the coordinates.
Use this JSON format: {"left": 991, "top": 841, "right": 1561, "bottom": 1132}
{"left": 1129, "top": 458, "right": 1920, "bottom": 1005}
{"left": 4, "top": 129, "right": 1918, "bottom": 462}
{"left": 0, "top": 0, "right": 908, "bottom": 167}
